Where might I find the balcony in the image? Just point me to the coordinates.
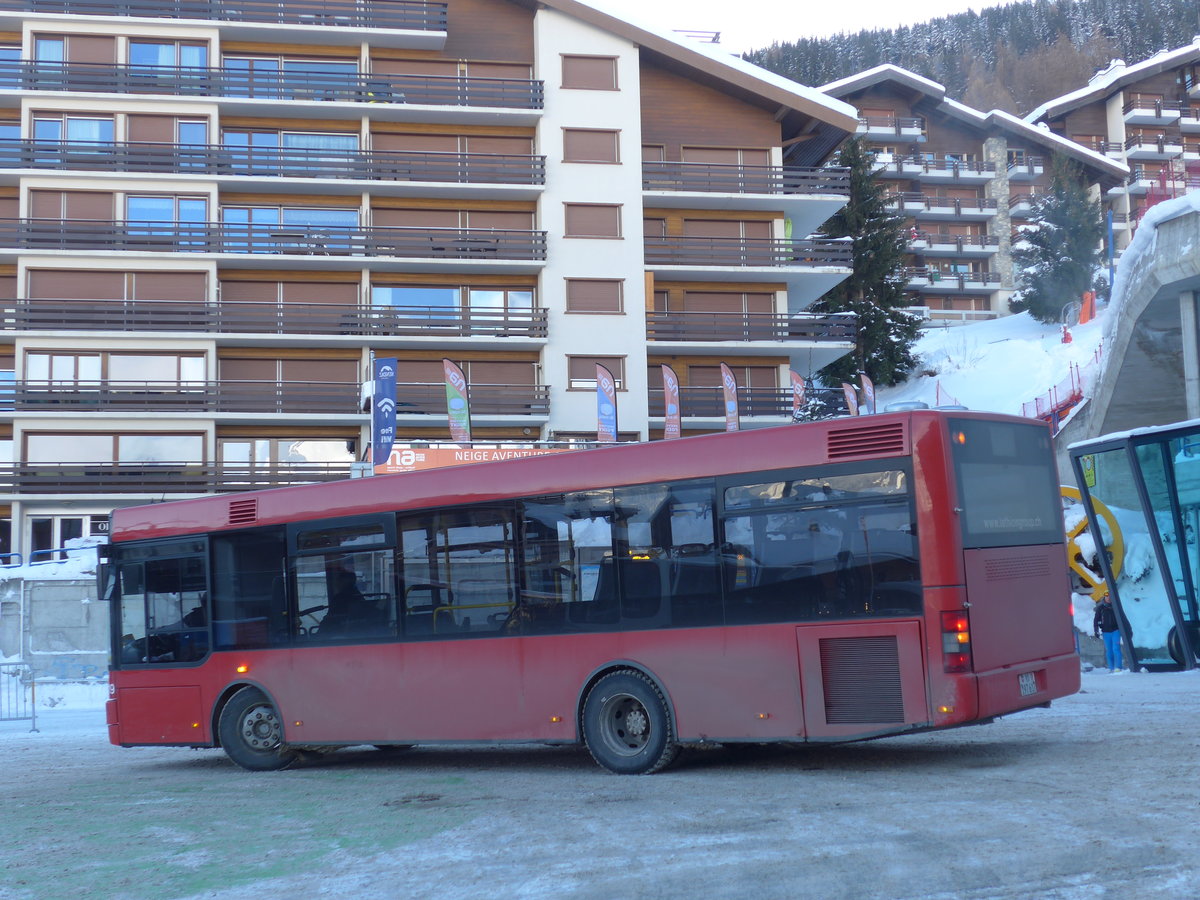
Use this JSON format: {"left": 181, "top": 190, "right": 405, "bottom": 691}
{"left": 643, "top": 235, "right": 850, "bottom": 269}
{"left": 0, "top": 60, "right": 544, "bottom": 119}
{"left": 393, "top": 382, "right": 549, "bottom": 419}
{"left": 914, "top": 232, "right": 1000, "bottom": 257}
{"left": 0, "top": 140, "right": 546, "bottom": 195}
{"left": 1122, "top": 96, "right": 1182, "bottom": 127}
{"left": 643, "top": 235, "right": 851, "bottom": 306}
{"left": 644, "top": 310, "right": 855, "bottom": 345}
{"left": 0, "top": 299, "right": 549, "bottom": 341}
{"left": 1, "top": 379, "right": 548, "bottom": 418}
{"left": 0, "top": 220, "right": 548, "bottom": 272}
{"left": 1180, "top": 109, "right": 1200, "bottom": 133}
{"left": 647, "top": 386, "right": 800, "bottom": 419}
{"left": 642, "top": 163, "right": 850, "bottom": 236}
{"left": 6, "top": 379, "right": 360, "bottom": 415}
{"left": 857, "top": 116, "right": 925, "bottom": 141}
{"left": 889, "top": 193, "right": 998, "bottom": 220}
{"left": 0, "top": 460, "right": 355, "bottom": 495}
{"left": 1124, "top": 134, "right": 1183, "bottom": 160}
{"left": 1008, "top": 193, "right": 1038, "bottom": 218}
{"left": 1123, "top": 168, "right": 1160, "bottom": 195}
{"left": 903, "top": 267, "right": 1002, "bottom": 293}
{"left": 909, "top": 155, "right": 996, "bottom": 184}
{"left": 1183, "top": 141, "right": 1200, "bottom": 162}
{"left": 1006, "top": 156, "right": 1045, "bottom": 181}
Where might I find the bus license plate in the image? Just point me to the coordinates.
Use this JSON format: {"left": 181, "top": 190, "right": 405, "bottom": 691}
{"left": 1018, "top": 672, "right": 1037, "bottom": 696}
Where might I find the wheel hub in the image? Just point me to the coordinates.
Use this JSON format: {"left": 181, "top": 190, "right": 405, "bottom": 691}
{"left": 241, "top": 705, "right": 281, "bottom": 750}
{"left": 625, "top": 708, "right": 648, "bottom": 737}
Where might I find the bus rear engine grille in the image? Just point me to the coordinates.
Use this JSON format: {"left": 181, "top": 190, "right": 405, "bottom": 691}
{"left": 983, "top": 555, "right": 1051, "bottom": 580}
{"left": 827, "top": 423, "right": 906, "bottom": 460}
{"left": 819, "top": 635, "right": 905, "bottom": 725}
{"left": 228, "top": 498, "right": 259, "bottom": 527}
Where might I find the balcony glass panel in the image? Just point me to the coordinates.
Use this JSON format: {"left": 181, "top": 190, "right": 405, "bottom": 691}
{"left": 372, "top": 285, "right": 458, "bottom": 320}
{"left": 28, "top": 433, "right": 112, "bottom": 463}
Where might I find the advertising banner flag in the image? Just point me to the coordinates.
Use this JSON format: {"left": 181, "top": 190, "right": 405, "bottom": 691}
{"left": 371, "top": 357, "right": 397, "bottom": 470}
{"left": 860, "top": 372, "right": 876, "bottom": 415}
{"left": 720, "top": 362, "right": 740, "bottom": 432}
{"left": 842, "top": 382, "right": 860, "bottom": 416}
{"left": 790, "top": 370, "right": 806, "bottom": 418}
{"left": 661, "top": 364, "right": 681, "bottom": 440}
{"left": 596, "top": 364, "right": 618, "bottom": 442}
{"left": 442, "top": 358, "right": 472, "bottom": 443}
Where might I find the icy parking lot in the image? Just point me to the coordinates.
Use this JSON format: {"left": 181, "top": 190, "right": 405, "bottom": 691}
{"left": 2, "top": 670, "right": 1198, "bottom": 900}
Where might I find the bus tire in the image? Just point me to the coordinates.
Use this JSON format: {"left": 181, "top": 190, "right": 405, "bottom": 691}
{"left": 582, "top": 670, "right": 678, "bottom": 775}
{"left": 218, "top": 687, "right": 300, "bottom": 772}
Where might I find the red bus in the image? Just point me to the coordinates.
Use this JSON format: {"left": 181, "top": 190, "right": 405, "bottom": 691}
{"left": 103, "top": 410, "right": 1078, "bottom": 774}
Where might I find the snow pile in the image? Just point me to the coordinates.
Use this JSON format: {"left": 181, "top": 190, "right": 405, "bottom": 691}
{"left": 876, "top": 307, "right": 1105, "bottom": 416}
{"left": 0, "top": 535, "right": 101, "bottom": 583}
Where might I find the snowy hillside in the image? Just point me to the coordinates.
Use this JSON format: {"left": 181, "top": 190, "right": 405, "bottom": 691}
{"left": 876, "top": 307, "right": 1106, "bottom": 417}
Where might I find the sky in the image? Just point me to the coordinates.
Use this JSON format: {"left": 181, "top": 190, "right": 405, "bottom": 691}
{"left": 590, "top": 0, "right": 1013, "bottom": 53}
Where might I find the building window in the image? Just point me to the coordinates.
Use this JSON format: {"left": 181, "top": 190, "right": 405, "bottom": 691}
{"left": 565, "top": 279, "right": 623, "bottom": 313}
{"left": 561, "top": 55, "right": 618, "bottom": 91}
{"left": 567, "top": 355, "right": 625, "bottom": 390}
{"left": 563, "top": 128, "right": 620, "bottom": 163}
{"left": 371, "top": 285, "right": 459, "bottom": 320}
{"left": 564, "top": 204, "right": 622, "bottom": 238}
{"left": 129, "top": 40, "right": 207, "bottom": 69}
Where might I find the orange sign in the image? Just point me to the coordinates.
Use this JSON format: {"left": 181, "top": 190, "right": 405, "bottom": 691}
{"left": 374, "top": 445, "right": 572, "bottom": 475}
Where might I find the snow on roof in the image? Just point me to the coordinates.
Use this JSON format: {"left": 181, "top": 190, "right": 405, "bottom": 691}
{"left": 1026, "top": 37, "right": 1200, "bottom": 123}
{"left": 820, "top": 64, "right": 945, "bottom": 100}
{"left": 986, "top": 109, "right": 1128, "bottom": 179}
{"left": 545, "top": 0, "right": 859, "bottom": 129}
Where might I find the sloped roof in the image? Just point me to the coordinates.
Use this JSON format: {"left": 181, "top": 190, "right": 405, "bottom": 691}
{"left": 525, "top": 0, "right": 860, "bottom": 136}
{"left": 1026, "top": 38, "right": 1200, "bottom": 123}
{"left": 819, "top": 64, "right": 1127, "bottom": 182}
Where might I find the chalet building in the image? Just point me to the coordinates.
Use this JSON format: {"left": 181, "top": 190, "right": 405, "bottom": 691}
{"left": 1026, "top": 37, "right": 1200, "bottom": 250}
{"left": 0, "top": 0, "right": 858, "bottom": 561}
{"left": 821, "top": 66, "right": 1127, "bottom": 320}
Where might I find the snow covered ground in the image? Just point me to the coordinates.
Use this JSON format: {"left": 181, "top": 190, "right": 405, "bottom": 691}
{"left": 2, "top": 670, "right": 1197, "bottom": 900}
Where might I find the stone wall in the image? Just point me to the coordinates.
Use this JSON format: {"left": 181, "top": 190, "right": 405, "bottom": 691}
{"left": 0, "top": 579, "right": 108, "bottom": 680}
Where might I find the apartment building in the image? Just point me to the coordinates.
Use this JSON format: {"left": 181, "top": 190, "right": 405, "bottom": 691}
{"left": 1026, "top": 37, "right": 1200, "bottom": 250}
{"left": 822, "top": 65, "right": 1127, "bottom": 319}
{"left": 0, "top": 0, "right": 858, "bottom": 561}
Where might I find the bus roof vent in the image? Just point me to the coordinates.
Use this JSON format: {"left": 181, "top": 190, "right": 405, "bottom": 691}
{"left": 228, "top": 498, "right": 259, "bottom": 527}
{"left": 827, "top": 422, "right": 906, "bottom": 459}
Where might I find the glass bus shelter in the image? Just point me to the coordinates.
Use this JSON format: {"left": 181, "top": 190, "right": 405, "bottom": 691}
{"left": 1070, "top": 419, "right": 1200, "bottom": 671}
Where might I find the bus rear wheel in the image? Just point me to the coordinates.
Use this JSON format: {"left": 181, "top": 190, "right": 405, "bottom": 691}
{"left": 582, "top": 670, "right": 678, "bottom": 775}
{"left": 218, "top": 687, "right": 300, "bottom": 772}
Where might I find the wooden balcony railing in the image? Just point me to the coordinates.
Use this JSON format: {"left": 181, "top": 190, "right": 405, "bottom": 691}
{"left": 645, "top": 311, "right": 854, "bottom": 342}
{"left": 0, "top": 380, "right": 549, "bottom": 415}
{"left": 902, "top": 267, "right": 1002, "bottom": 288}
{"left": 394, "top": 382, "right": 549, "bottom": 416}
{"left": 0, "top": 0, "right": 448, "bottom": 30}
{"left": 0, "top": 60, "right": 544, "bottom": 109}
{"left": 906, "top": 155, "right": 995, "bottom": 177}
{"left": 1122, "top": 96, "right": 1184, "bottom": 115}
{"left": 643, "top": 236, "right": 851, "bottom": 268}
{"left": 0, "top": 219, "right": 548, "bottom": 261}
{"left": 6, "top": 380, "right": 360, "bottom": 413}
{"left": 0, "top": 140, "right": 546, "bottom": 185}
{"left": 913, "top": 232, "right": 1001, "bottom": 252}
{"left": 858, "top": 115, "right": 925, "bottom": 133}
{"left": 641, "top": 162, "right": 850, "bottom": 196}
{"left": 891, "top": 193, "right": 999, "bottom": 215}
{"left": 0, "top": 461, "right": 355, "bottom": 493}
{"left": 647, "top": 386, "right": 801, "bottom": 418}
{"left": 2, "top": 300, "right": 549, "bottom": 338}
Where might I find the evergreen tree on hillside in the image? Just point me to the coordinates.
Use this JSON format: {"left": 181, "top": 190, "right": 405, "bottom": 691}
{"left": 811, "top": 137, "right": 922, "bottom": 387}
{"left": 1009, "top": 156, "right": 1104, "bottom": 323}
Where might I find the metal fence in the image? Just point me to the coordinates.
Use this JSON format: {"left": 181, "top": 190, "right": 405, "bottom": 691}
{"left": 0, "top": 661, "right": 38, "bottom": 730}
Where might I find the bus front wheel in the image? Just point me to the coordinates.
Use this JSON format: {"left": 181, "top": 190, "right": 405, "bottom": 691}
{"left": 218, "top": 687, "right": 300, "bottom": 772}
{"left": 582, "top": 670, "right": 678, "bottom": 775}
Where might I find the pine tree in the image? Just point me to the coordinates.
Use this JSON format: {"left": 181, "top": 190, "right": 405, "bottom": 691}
{"left": 810, "top": 137, "right": 922, "bottom": 387}
{"left": 1009, "top": 156, "right": 1104, "bottom": 323}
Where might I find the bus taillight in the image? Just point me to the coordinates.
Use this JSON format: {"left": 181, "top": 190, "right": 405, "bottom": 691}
{"left": 941, "top": 610, "right": 972, "bottom": 673}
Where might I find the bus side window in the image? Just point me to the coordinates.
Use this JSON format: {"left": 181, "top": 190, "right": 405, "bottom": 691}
{"left": 518, "top": 491, "right": 616, "bottom": 633}
{"left": 400, "top": 507, "right": 516, "bottom": 639}
{"left": 211, "top": 528, "right": 288, "bottom": 650}
{"left": 118, "top": 550, "right": 209, "bottom": 665}
{"left": 295, "top": 549, "right": 396, "bottom": 642}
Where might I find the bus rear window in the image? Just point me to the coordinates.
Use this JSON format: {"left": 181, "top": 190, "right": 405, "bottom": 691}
{"left": 949, "top": 418, "right": 1062, "bottom": 548}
